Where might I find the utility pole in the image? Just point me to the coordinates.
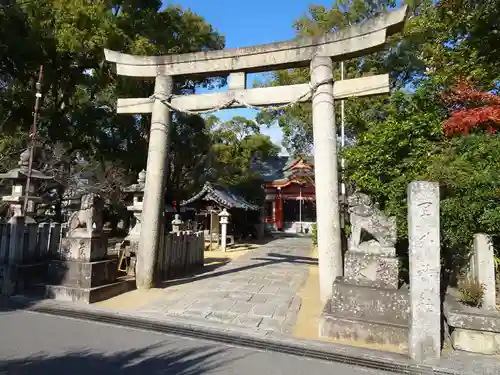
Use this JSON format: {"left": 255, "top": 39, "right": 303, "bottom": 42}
{"left": 340, "top": 61, "right": 345, "bottom": 196}
{"left": 23, "top": 66, "right": 43, "bottom": 214}
{"left": 339, "top": 61, "right": 347, "bottom": 231}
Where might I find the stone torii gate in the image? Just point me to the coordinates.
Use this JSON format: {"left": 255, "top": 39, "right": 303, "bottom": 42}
{"left": 104, "top": 6, "right": 408, "bottom": 300}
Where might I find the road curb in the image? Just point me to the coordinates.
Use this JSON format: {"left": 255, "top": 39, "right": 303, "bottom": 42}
{"left": 3, "top": 296, "right": 461, "bottom": 375}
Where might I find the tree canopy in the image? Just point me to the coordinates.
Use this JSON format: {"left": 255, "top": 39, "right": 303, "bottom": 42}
{"left": 3, "top": 0, "right": 500, "bottom": 274}
{"left": 0, "top": 1, "right": 277, "bottom": 206}
{"left": 0, "top": 0, "right": 286, "bottom": 230}
{"left": 206, "top": 115, "right": 280, "bottom": 204}
{"left": 255, "top": 0, "right": 500, "bottom": 276}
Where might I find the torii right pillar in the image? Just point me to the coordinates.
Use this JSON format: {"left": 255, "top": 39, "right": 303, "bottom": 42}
{"left": 311, "top": 56, "right": 342, "bottom": 302}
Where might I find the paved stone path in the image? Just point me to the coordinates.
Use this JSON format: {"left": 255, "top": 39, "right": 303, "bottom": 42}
{"left": 137, "top": 237, "right": 314, "bottom": 335}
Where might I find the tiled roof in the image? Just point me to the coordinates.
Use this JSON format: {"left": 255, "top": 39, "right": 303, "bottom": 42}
{"left": 251, "top": 156, "right": 314, "bottom": 183}
{"left": 180, "top": 182, "right": 259, "bottom": 211}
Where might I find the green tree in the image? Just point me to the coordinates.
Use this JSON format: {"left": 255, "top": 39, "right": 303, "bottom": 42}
{"left": 166, "top": 113, "right": 213, "bottom": 201}
{"left": 209, "top": 116, "right": 280, "bottom": 203}
{"left": 344, "top": 84, "right": 445, "bottom": 238}
{"left": 255, "top": 0, "right": 431, "bottom": 156}
{"left": 251, "top": 0, "right": 500, "bottom": 280}
{"left": 0, "top": 0, "right": 225, "bottom": 205}
{"left": 425, "top": 134, "right": 500, "bottom": 269}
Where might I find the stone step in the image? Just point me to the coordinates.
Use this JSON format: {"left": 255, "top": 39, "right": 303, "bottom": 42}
{"left": 330, "top": 278, "right": 410, "bottom": 322}
{"left": 25, "top": 277, "right": 135, "bottom": 304}
{"left": 319, "top": 307, "right": 409, "bottom": 351}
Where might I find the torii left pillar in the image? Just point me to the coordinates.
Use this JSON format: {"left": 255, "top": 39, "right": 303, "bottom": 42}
{"left": 137, "top": 75, "right": 173, "bottom": 289}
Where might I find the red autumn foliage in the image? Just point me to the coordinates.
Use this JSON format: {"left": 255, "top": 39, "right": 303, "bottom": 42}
{"left": 442, "top": 79, "right": 500, "bottom": 136}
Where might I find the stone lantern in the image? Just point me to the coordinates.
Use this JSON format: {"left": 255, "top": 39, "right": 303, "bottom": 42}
{"left": 123, "top": 170, "right": 146, "bottom": 250}
{"left": 218, "top": 208, "right": 230, "bottom": 251}
{"left": 171, "top": 214, "right": 183, "bottom": 233}
{"left": 0, "top": 149, "right": 54, "bottom": 223}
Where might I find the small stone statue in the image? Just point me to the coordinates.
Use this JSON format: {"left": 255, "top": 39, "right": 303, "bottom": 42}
{"left": 67, "top": 193, "right": 104, "bottom": 237}
{"left": 347, "top": 192, "right": 397, "bottom": 248}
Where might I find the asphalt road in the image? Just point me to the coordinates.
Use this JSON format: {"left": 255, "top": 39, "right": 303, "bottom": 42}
{"left": 0, "top": 309, "right": 391, "bottom": 375}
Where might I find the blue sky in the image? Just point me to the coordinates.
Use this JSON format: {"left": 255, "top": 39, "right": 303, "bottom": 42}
{"left": 162, "top": 0, "right": 331, "bottom": 154}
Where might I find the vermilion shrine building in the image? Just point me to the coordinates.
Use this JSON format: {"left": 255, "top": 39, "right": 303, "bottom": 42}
{"left": 261, "top": 157, "right": 316, "bottom": 234}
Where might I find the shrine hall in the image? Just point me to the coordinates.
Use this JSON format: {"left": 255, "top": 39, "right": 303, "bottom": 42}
{"left": 260, "top": 157, "right": 316, "bottom": 234}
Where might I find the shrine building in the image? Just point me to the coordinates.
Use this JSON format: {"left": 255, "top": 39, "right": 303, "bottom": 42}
{"left": 259, "top": 156, "right": 316, "bottom": 234}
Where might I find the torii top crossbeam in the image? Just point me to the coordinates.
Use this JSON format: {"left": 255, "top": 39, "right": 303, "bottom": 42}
{"left": 104, "top": 6, "right": 407, "bottom": 78}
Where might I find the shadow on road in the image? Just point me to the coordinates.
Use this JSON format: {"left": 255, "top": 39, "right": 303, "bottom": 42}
{"left": 0, "top": 295, "right": 44, "bottom": 314}
{"left": 0, "top": 343, "right": 233, "bottom": 375}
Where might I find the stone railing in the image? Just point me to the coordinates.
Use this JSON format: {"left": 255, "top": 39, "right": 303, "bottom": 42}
{"left": 0, "top": 218, "right": 63, "bottom": 296}
{"left": 156, "top": 231, "right": 204, "bottom": 281}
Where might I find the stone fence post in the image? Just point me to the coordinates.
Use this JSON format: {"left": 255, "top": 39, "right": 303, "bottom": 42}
{"left": 471, "top": 233, "right": 496, "bottom": 309}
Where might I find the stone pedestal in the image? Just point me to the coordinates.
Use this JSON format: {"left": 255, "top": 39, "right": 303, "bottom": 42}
{"left": 38, "top": 194, "right": 134, "bottom": 303}
{"left": 41, "top": 257, "right": 134, "bottom": 303}
{"left": 126, "top": 212, "right": 142, "bottom": 242}
{"left": 320, "top": 245, "right": 410, "bottom": 350}
{"left": 343, "top": 241, "right": 400, "bottom": 289}
{"left": 40, "top": 231, "right": 127, "bottom": 303}
{"left": 319, "top": 193, "right": 409, "bottom": 351}
{"left": 47, "top": 258, "right": 117, "bottom": 288}
{"left": 445, "top": 290, "right": 500, "bottom": 355}
{"left": 59, "top": 234, "right": 107, "bottom": 262}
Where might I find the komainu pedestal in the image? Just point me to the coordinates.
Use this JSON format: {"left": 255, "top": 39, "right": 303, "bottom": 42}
{"left": 319, "top": 193, "right": 410, "bottom": 350}
{"left": 44, "top": 194, "right": 132, "bottom": 303}
{"left": 59, "top": 235, "right": 107, "bottom": 262}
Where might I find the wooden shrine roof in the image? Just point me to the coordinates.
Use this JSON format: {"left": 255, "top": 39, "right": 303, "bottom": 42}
{"left": 253, "top": 156, "right": 315, "bottom": 187}
{"left": 180, "top": 182, "right": 259, "bottom": 211}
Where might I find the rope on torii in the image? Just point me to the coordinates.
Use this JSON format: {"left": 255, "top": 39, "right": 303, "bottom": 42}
{"left": 148, "top": 77, "right": 335, "bottom": 116}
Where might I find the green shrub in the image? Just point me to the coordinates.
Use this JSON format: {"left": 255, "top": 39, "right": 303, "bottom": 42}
{"left": 457, "top": 276, "right": 485, "bottom": 307}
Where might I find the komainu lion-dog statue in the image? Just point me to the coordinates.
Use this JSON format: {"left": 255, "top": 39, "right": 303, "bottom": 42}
{"left": 347, "top": 193, "right": 397, "bottom": 248}
{"left": 68, "top": 193, "right": 104, "bottom": 237}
